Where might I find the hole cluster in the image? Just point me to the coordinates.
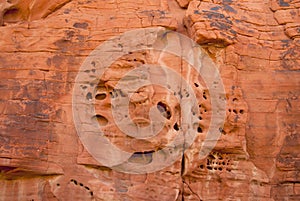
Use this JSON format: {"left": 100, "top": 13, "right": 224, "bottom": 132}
{"left": 93, "top": 82, "right": 112, "bottom": 127}
{"left": 228, "top": 108, "right": 244, "bottom": 114}
{"left": 199, "top": 151, "right": 232, "bottom": 172}
{"left": 70, "top": 179, "right": 93, "bottom": 197}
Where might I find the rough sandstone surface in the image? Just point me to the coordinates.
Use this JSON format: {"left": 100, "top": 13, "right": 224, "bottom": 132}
{"left": 0, "top": 0, "right": 299, "bottom": 200}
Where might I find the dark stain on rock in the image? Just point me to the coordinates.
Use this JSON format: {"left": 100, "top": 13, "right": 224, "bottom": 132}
{"left": 64, "top": 9, "right": 71, "bottom": 14}
{"left": 229, "top": 29, "right": 237, "bottom": 35}
{"left": 46, "top": 58, "right": 51, "bottom": 66}
{"left": 223, "top": 0, "right": 233, "bottom": 4}
{"left": 54, "top": 39, "right": 72, "bottom": 52}
{"left": 65, "top": 30, "right": 75, "bottom": 39}
{"left": 203, "top": 10, "right": 233, "bottom": 25}
{"left": 290, "top": 10, "right": 296, "bottom": 16}
{"left": 281, "top": 46, "right": 300, "bottom": 70}
{"left": 281, "top": 40, "right": 290, "bottom": 48}
{"left": 203, "top": 10, "right": 225, "bottom": 19}
{"left": 140, "top": 10, "right": 166, "bottom": 18}
{"left": 194, "top": 10, "right": 200, "bottom": 14}
{"left": 52, "top": 55, "right": 64, "bottom": 68}
{"left": 278, "top": 0, "right": 290, "bottom": 7}
{"left": 210, "top": 21, "right": 231, "bottom": 31}
{"left": 77, "top": 35, "right": 85, "bottom": 42}
{"left": 73, "top": 22, "right": 88, "bottom": 29}
{"left": 211, "top": 6, "right": 221, "bottom": 11}
{"left": 224, "top": 5, "right": 237, "bottom": 13}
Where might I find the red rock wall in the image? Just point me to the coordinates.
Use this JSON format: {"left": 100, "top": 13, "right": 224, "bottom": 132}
{"left": 0, "top": 0, "right": 299, "bottom": 200}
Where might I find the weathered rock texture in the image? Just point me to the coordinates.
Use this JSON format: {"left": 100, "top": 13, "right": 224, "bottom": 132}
{"left": 0, "top": 0, "right": 299, "bottom": 200}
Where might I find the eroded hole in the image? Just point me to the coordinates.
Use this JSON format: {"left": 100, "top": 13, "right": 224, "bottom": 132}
{"left": 193, "top": 123, "right": 203, "bottom": 133}
{"left": 197, "top": 126, "right": 203, "bottom": 133}
{"left": 95, "top": 93, "right": 106, "bottom": 100}
{"left": 95, "top": 115, "right": 108, "bottom": 126}
{"left": 70, "top": 179, "right": 93, "bottom": 197}
{"left": 86, "top": 92, "right": 92, "bottom": 100}
{"left": 128, "top": 151, "right": 154, "bottom": 164}
{"left": 3, "top": 8, "right": 19, "bottom": 23}
{"left": 71, "top": 179, "right": 78, "bottom": 185}
{"left": 205, "top": 152, "right": 232, "bottom": 172}
{"left": 173, "top": 123, "right": 179, "bottom": 131}
{"left": 157, "top": 102, "right": 171, "bottom": 119}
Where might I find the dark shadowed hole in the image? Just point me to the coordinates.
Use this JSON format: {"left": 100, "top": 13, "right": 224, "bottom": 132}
{"left": 173, "top": 123, "right": 179, "bottom": 131}
{"left": 197, "top": 126, "right": 203, "bottom": 133}
{"left": 157, "top": 101, "right": 171, "bottom": 119}
{"left": 128, "top": 151, "right": 154, "bottom": 164}
{"left": 95, "top": 93, "right": 106, "bottom": 100}
{"left": 3, "top": 8, "right": 19, "bottom": 19}
{"left": 95, "top": 115, "right": 108, "bottom": 126}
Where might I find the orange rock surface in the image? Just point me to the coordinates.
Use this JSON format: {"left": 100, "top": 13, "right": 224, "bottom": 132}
{"left": 0, "top": 0, "right": 299, "bottom": 200}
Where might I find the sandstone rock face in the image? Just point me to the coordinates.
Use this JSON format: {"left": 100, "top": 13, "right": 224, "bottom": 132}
{"left": 0, "top": 0, "right": 299, "bottom": 200}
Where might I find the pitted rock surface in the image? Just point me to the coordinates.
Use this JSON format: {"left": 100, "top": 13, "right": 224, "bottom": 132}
{"left": 0, "top": 0, "right": 299, "bottom": 200}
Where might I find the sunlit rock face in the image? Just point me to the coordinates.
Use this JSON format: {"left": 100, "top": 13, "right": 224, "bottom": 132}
{"left": 0, "top": 0, "right": 299, "bottom": 200}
